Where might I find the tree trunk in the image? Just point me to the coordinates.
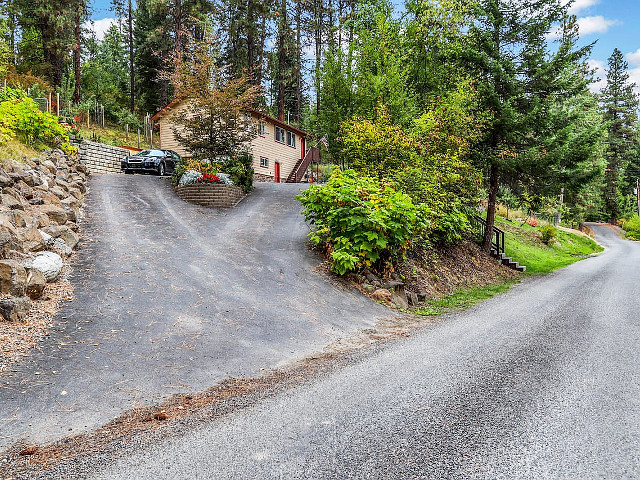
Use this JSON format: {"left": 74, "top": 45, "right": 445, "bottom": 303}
{"left": 256, "top": 15, "right": 267, "bottom": 87}
{"left": 276, "top": 0, "right": 287, "bottom": 121}
{"left": 482, "top": 163, "right": 499, "bottom": 252}
{"left": 314, "top": 0, "right": 323, "bottom": 118}
{"left": 294, "top": 0, "right": 302, "bottom": 124}
{"left": 73, "top": 9, "right": 82, "bottom": 105}
{"left": 129, "top": 0, "right": 135, "bottom": 112}
{"left": 247, "top": 0, "right": 255, "bottom": 84}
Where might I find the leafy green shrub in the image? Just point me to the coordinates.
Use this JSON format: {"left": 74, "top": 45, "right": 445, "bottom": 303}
{"left": 221, "top": 152, "right": 254, "bottom": 193}
{"left": 296, "top": 169, "right": 427, "bottom": 275}
{"left": 0, "top": 96, "right": 74, "bottom": 153}
{"left": 540, "top": 225, "right": 557, "bottom": 245}
{"left": 623, "top": 216, "right": 640, "bottom": 240}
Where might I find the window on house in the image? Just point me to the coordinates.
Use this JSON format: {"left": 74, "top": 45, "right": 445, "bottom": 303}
{"left": 258, "top": 121, "right": 266, "bottom": 136}
{"left": 287, "top": 131, "right": 296, "bottom": 148}
{"left": 260, "top": 157, "right": 269, "bottom": 168}
{"left": 275, "top": 126, "right": 286, "bottom": 143}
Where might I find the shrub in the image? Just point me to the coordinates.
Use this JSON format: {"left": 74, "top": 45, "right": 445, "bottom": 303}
{"left": 540, "top": 225, "right": 557, "bottom": 245}
{"left": 296, "top": 169, "right": 427, "bottom": 275}
{"left": 178, "top": 170, "right": 203, "bottom": 186}
{"left": 624, "top": 216, "right": 640, "bottom": 240}
{"left": 0, "top": 96, "right": 74, "bottom": 153}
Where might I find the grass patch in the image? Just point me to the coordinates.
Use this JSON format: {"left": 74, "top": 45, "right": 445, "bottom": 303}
{"left": 0, "top": 138, "right": 42, "bottom": 162}
{"left": 414, "top": 280, "right": 518, "bottom": 316}
{"left": 496, "top": 218, "right": 603, "bottom": 275}
{"left": 77, "top": 124, "right": 152, "bottom": 149}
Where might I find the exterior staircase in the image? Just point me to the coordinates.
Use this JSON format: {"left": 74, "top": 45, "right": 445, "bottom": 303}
{"left": 471, "top": 215, "right": 526, "bottom": 272}
{"left": 286, "top": 146, "right": 320, "bottom": 183}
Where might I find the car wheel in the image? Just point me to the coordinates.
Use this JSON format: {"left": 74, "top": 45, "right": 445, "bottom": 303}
{"left": 124, "top": 169, "right": 133, "bottom": 174}
{"left": 157, "top": 163, "right": 165, "bottom": 176}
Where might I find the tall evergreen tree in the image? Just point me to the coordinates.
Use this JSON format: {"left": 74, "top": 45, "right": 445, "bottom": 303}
{"left": 13, "top": 0, "right": 88, "bottom": 87}
{"left": 601, "top": 48, "right": 639, "bottom": 224}
{"left": 465, "top": 1, "right": 591, "bottom": 251}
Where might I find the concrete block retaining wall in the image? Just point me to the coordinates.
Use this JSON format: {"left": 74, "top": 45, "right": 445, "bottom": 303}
{"left": 78, "top": 141, "right": 128, "bottom": 175}
{"left": 176, "top": 184, "right": 245, "bottom": 208}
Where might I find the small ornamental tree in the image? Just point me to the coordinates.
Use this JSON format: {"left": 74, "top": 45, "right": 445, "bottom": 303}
{"left": 168, "top": 29, "right": 262, "bottom": 161}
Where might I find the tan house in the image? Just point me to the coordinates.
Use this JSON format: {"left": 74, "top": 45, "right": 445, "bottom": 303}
{"left": 151, "top": 99, "right": 318, "bottom": 183}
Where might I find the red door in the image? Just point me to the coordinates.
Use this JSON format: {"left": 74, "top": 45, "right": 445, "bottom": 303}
{"left": 274, "top": 161, "right": 280, "bottom": 183}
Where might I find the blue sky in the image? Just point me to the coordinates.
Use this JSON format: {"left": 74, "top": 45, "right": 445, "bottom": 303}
{"left": 88, "top": 0, "right": 640, "bottom": 91}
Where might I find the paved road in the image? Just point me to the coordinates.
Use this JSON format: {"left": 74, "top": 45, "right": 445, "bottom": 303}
{"left": 90, "top": 224, "right": 640, "bottom": 479}
{"left": 0, "top": 176, "right": 391, "bottom": 448}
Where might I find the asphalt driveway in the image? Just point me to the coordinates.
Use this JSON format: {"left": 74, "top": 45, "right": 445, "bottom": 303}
{"left": 0, "top": 175, "right": 392, "bottom": 448}
{"left": 89, "top": 223, "right": 640, "bottom": 479}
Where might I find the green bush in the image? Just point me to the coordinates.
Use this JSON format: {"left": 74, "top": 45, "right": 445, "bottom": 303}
{"left": 0, "top": 96, "right": 74, "bottom": 153}
{"left": 540, "top": 225, "right": 557, "bottom": 245}
{"left": 296, "top": 169, "right": 427, "bottom": 275}
{"left": 624, "top": 216, "right": 640, "bottom": 240}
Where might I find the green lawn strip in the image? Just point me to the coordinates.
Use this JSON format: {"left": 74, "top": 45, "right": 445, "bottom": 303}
{"left": 414, "top": 280, "right": 518, "bottom": 316}
{"left": 495, "top": 218, "right": 603, "bottom": 275}
{"left": 414, "top": 219, "right": 603, "bottom": 317}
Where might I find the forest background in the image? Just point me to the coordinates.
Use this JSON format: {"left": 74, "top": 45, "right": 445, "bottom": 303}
{"left": 0, "top": 0, "right": 639, "bottom": 248}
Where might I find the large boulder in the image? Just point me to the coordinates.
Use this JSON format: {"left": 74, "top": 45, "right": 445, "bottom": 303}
{"left": 22, "top": 227, "right": 46, "bottom": 252}
{"left": 38, "top": 230, "right": 72, "bottom": 256}
{"left": 0, "top": 259, "right": 27, "bottom": 296}
{"left": 0, "top": 296, "right": 31, "bottom": 322}
{"left": 0, "top": 173, "right": 12, "bottom": 188}
{"left": 40, "top": 192, "right": 62, "bottom": 206}
{"left": 41, "top": 225, "right": 80, "bottom": 250}
{"left": 28, "top": 251, "right": 63, "bottom": 282}
{"left": 25, "top": 268, "right": 46, "bottom": 299}
{"left": 11, "top": 210, "right": 36, "bottom": 228}
{"left": 50, "top": 186, "right": 68, "bottom": 199}
{"left": 1, "top": 194, "right": 24, "bottom": 210}
{"left": 0, "top": 220, "right": 21, "bottom": 257}
{"left": 36, "top": 204, "right": 68, "bottom": 225}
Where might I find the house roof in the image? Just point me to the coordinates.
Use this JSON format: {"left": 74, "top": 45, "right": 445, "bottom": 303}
{"left": 151, "top": 98, "right": 309, "bottom": 137}
{"left": 248, "top": 109, "right": 308, "bottom": 137}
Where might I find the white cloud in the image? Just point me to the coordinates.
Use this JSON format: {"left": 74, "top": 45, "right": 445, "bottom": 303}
{"left": 626, "top": 49, "right": 640, "bottom": 67}
{"left": 586, "top": 60, "right": 640, "bottom": 96}
{"left": 576, "top": 16, "right": 620, "bottom": 36}
{"left": 565, "top": 0, "right": 600, "bottom": 15}
{"left": 628, "top": 68, "right": 640, "bottom": 92}
{"left": 586, "top": 59, "right": 605, "bottom": 93}
{"left": 84, "top": 18, "right": 117, "bottom": 42}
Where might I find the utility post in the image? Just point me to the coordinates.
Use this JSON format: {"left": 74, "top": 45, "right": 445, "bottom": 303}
{"left": 555, "top": 187, "right": 565, "bottom": 226}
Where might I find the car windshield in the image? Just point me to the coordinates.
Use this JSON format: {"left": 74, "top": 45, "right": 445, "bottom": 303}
{"left": 135, "top": 150, "right": 164, "bottom": 156}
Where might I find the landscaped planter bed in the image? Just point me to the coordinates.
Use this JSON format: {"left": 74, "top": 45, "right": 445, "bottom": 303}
{"left": 176, "top": 183, "right": 246, "bottom": 208}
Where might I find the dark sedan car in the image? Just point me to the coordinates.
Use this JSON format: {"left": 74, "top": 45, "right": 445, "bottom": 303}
{"left": 121, "top": 149, "right": 180, "bottom": 176}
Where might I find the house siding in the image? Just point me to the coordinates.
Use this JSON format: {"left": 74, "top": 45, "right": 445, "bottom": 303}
{"left": 155, "top": 102, "right": 306, "bottom": 182}
{"left": 250, "top": 117, "right": 302, "bottom": 182}
{"left": 157, "top": 102, "right": 191, "bottom": 157}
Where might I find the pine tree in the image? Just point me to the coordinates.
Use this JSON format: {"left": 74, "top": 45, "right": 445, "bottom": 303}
{"left": 465, "top": 0, "right": 591, "bottom": 251}
{"left": 13, "top": 0, "right": 89, "bottom": 87}
{"left": 601, "top": 48, "right": 639, "bottom": 224}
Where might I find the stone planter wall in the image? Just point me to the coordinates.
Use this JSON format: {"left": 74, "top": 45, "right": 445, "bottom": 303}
{"left": 176, "top": 184, "right": 245, "bottom": 208}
